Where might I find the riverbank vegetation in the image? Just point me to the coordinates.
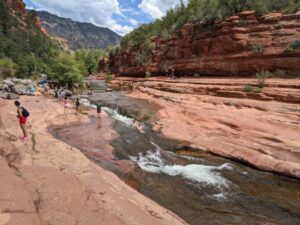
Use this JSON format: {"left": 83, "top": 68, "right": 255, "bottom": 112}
{"left": 0, "top": 0, "right": 104, "bottom": 86}
{"left": 118, "top": 0, "right": 300, "bottom": 53}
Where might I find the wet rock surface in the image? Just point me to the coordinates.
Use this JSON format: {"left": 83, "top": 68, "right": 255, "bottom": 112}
{"left": 112, "top": 77, "right": 300, "bottom": 178}
{"left": 0, "top": 96, "right": 187, "bottom": 225}
{"left": 49, "top": 81, "right": 300, "bottom": 225}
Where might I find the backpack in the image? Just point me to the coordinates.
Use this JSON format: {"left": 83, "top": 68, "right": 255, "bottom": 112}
{"left": 21, "top": 107, "right": 30, "bottom": 118}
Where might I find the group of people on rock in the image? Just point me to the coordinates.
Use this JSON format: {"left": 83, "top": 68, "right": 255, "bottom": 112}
{"left": 14, "top": 77, "right": 148, "bottom": 142}
{"left": 14, "top": 81, "right": 105, "bottom": 141}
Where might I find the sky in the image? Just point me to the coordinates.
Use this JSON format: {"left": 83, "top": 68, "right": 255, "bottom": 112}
{"left": 24, "top": 0, "right": 187, "bottom": 36}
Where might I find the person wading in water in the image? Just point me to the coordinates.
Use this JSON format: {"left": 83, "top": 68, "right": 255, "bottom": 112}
{"left": 15, "top": 100, "right": 29, "bottom": 141}
{"left": 95, "top": 101, "right": 102, "bottom": 118}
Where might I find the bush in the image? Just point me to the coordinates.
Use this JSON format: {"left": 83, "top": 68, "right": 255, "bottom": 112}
{"left": 274, "top": 69, "right": 286, "bottom": 77}
{"left": 254, "top": 87, "right": 263, "bottom": 93}
{"left": 251, "top": 43, "right": 265, "bottom": 54}
{"left": 0, "top": 57, "right": 17, "bottom": 78}
{"left": 284, "top": 39, "right": 300, "bottom": 53}
{"left": 243, "top": 84, "right": 253, "bottom": 92}
{"left": 104, "top": 73, "right": 113, "bottom": 83}
{"left": 145, "top": 71, "right": 152, "bottom": 78}
{"left": 133, "top": 82, "right": 142, "bottom": 90}
{"left": 256, "top": 70, "right": 271, "bottom": 88}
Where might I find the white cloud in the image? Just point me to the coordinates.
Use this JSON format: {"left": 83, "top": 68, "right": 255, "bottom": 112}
{"left": 29, "top": 0, "right": 133, "bottom": 35}
{"left": 139, "top": 0, "right": 187, "bottom": 19}
{"left": 129, "top": 18, "right": 139, "bottom": 26}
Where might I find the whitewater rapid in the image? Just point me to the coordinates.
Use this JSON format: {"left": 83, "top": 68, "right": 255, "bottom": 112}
{"left": 129, "top": 149, "right": 234, "bottom": 192}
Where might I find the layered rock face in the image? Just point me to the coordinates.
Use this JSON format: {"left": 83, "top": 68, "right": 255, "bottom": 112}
{"left": 107, "top": 11, "right": 300, "bottom": 77}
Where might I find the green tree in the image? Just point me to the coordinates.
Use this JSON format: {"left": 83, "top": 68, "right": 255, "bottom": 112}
{"left": 0, "top": 57, "right": 17, "bottom": 78}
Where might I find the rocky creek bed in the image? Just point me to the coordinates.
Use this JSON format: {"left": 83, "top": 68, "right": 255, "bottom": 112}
{"left": 50, "top": 80, "right": 300, "bottom": 225}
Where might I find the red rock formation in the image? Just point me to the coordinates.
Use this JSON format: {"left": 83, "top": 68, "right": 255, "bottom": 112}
{"left": 4, "top": 0, "right": 26, "bottom": 15}
{"left": 98, "top": 57, "right": 109, "bottom": 73}
{"left": 33, "top": 15, "right": 47, "bottom": 33}
{"left": 4, "top": 0, "right": 46, "bottom": 33}
{"left": 108, "top": 11, "right": 300, "bottom": 77}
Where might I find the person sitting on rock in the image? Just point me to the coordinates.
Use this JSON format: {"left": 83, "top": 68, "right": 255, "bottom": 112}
{"left": 15, "top": 100, "right": 29, "bottom": 141}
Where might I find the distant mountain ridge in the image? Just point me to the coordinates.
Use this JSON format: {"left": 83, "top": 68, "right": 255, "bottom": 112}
{"left": 36, "top": 11, "right": 121, "bottom": 50}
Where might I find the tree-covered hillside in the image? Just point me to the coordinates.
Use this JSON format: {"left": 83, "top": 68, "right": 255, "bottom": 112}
{"left": 0, "top": 0, "right": 105, "bottom": 86}
{"left": 0, "top": 0, "right": 56, "bottom": 78}
{"left": 118, "top": 0, "right": 300, "bottom": 53}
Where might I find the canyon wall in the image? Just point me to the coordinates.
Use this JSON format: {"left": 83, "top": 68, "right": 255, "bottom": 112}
{"left": 105, "top": 11, "right": 300, "bottom": 77}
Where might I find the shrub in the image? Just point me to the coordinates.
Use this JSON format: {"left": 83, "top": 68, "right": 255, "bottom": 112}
{"left": 133, "top": 82, "right": 142, "bottom": 90}
{"left": 256, "top": 70, "right": 271, "bottom": 88}
{"left": 243, "top": 84, "right": 253, "bottom": 92}
{"left": 238, "top": 19, "right": 246, "bottom": 27}
{"left": 145, "top": 71, "right": 152, "bottom": 78}
{"left": 0, "top": 57, "right": 17, "bottom": 78}
{"left": 274, "top": 69, "right": 286, "bottom": 77}
{"left": 254, "top": 87, "right": 263, "bottom": 93}
{"left": 251, "top": 43, "right": 265, "bottom": 54}
{"left": 104, "top": 73, "right": 113, "bottom": 83}
{"left": 284, "top": 40, "right": 300, "bottom": 53}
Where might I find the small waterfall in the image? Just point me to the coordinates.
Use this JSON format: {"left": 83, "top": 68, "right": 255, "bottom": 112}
{"left": 129, "top": 145, "right": 234, "bottom": 200}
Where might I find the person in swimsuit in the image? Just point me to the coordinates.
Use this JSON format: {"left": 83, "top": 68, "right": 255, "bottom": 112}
{"left": 15, "top": 100, "right": 29, "bottom": 141}
{"left": 64, "top": 96, "right": 70, "bottom": 116}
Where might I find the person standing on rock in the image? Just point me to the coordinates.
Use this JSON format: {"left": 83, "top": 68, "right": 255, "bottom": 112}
{"left": 75, "top": 98, "right": 80, "bottom": 115}
{"left": 15, "top": 100, "right": 29, "bottom": 141}
{"left": 95, "top": 101, "right": 102, "bottom": 118}
{"left": 63, "top": 96, "right": 70, "bottom": 116}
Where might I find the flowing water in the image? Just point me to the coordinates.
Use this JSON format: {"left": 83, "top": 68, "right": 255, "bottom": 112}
{"left": 51, "top": 80, "right": 300, "bottom": 225}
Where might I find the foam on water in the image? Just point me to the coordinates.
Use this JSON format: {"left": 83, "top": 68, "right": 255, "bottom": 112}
{"left": 80, "top": 99, "right": 96, "bottom": 109}
{"left": 102, "top": 107, "right": 133, "bottom": 126}
{"left": 80, "top": 98, "right": 133, "bottom": 126}
{"left": 130, "top": 149, "right": 233, "bottom": 190}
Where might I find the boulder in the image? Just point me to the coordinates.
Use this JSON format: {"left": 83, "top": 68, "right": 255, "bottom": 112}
{"left": 8, "top": 92, "right": 20, "bottom": 100}
{"left": 0, "top": 84, "right": 9, "bottom": 91}
{"left": 11, "top": 78, "right": 22, "bottom": 83}
{"left": 65, "top": 90, "right": 73, "bottom": 97}
{"left": 21, "top": 79, "right": 34, "bottom": 85}
{"left": 12, "top": 85, "right": 28, "bottom": 95}
{"left": 3, "top": 79, "right": 15, "bottom": 86}
{"left": 0, "top": 91, "right": 9, "bottom": 99}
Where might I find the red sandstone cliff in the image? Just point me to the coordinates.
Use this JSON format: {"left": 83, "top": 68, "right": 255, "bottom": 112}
{"left": 3, "top": 0, "right": 44, "bottom": 32}
{"left": 105, "top": 11, "right": 300, "bottom": 77}
{"left": 4, "top": 0, "right": 26, "bottom": 15}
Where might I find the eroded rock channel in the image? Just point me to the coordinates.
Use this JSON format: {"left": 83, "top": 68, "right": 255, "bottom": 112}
{"left": 50, "top": 80, "right": 300, "bottom": 225}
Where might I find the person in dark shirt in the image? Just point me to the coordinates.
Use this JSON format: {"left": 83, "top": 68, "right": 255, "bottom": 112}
{"left": 75, "top": 98, "right": 80, "bottom": 115}
{"left": 95, "top": 102, "right": 102, "bottom": 118}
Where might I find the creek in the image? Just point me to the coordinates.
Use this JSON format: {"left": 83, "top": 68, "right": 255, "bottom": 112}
{"left": 51, "top": 80, "right": 300, "bottom": 225}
